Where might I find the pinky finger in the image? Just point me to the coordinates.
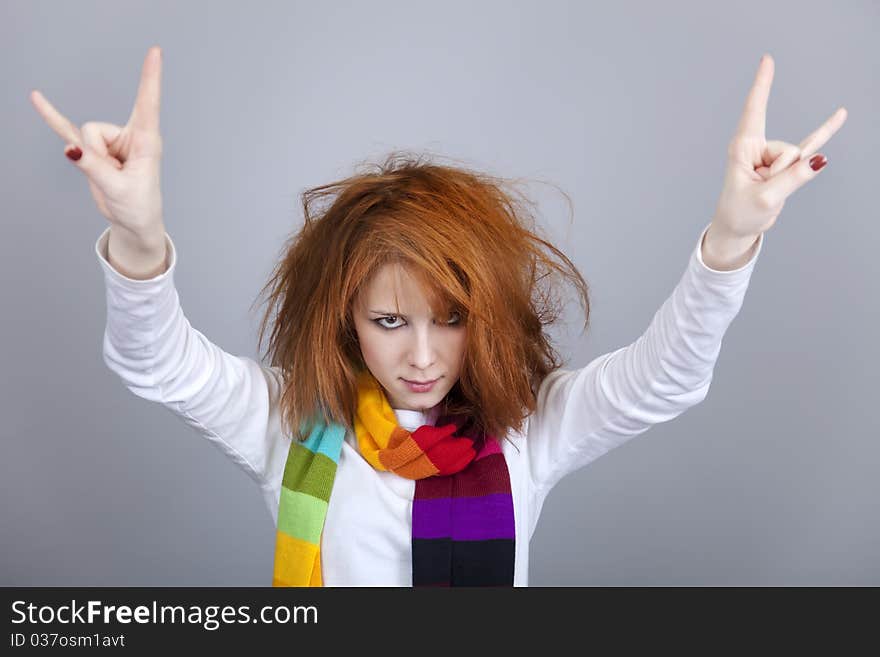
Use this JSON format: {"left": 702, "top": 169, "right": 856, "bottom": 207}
{"left": 64, "top": 143, "right": 82, "bottom": 161}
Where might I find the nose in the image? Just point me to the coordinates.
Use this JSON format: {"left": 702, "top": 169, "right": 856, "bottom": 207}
{"left": 407, "top": 323, "right": 437, "bottom": 371}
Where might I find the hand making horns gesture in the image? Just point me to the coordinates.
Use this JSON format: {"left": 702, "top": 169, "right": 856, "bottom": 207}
{"left": 711, "top": 54, "right": 848, "bottom": 242}
{"left": 29, "top": 46, "right": 165, "bottom": 237}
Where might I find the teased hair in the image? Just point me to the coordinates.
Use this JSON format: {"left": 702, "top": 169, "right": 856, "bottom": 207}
{"left": 252, "top": 150, "right": 590, "bottom": 443}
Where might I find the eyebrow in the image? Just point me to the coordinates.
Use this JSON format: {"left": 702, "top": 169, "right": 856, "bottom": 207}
{"left": 369, "top": 309, "right": 451, "bottom": 318}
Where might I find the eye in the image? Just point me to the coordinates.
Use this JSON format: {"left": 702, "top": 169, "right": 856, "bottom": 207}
{"left": 372, "top": 312, "right": 462, "bottom": 330}
{"left": 373, "top": 315, "right": 405, "bottom": 330}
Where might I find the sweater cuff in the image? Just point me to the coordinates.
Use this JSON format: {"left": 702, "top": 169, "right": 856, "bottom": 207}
{"left": 94, "top": 225, "right": 178, "bottom": 292}
{"left": 692, "top": 221, "right": 764, "bottom": 284}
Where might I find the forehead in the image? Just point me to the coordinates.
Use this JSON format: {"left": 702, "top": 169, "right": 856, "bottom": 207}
{"left": 358, "top": 262, "right": 434, "bottom": 310}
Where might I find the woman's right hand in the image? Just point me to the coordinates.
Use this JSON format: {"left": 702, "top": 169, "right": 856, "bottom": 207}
{"left": 30, "top": 46, "right": 165, "bottom": 240}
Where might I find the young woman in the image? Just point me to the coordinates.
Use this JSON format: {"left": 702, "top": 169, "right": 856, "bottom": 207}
{"left": 31, "top": 47, "right": 847, "bottom": 586}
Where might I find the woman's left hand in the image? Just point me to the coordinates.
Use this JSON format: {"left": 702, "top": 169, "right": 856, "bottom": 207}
{"left": 710, "top": 54, "right": 848, "bottom": 247}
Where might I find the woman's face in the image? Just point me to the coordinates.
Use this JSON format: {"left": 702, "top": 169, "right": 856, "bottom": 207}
{"left": 352, "top": 262, "right": 467, "bottom": 412}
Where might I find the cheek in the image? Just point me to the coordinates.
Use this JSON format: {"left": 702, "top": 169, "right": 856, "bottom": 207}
{"left": 363, "top": 344, "right": 385, "bottom": 366}
{"left": 357, "top": 328, "right": 395, "bottom": 364}
{"left": 454, "top": 331, "right": 468, "bottom": 355}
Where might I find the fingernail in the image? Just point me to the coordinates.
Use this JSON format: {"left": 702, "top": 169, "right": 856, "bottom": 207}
{"left": 809, "top": 153, "right": 827, "bottom": 172}
{"left": 65, "top": 145, "right": 82, "bottom": 162}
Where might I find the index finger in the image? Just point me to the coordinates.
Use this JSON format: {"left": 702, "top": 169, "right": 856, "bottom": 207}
{"left": 126, "top": 46, "right": 162, "bottom": 133}
{"left": 735, "top": 54, "right": 774, "bottom": 139}
{"left": 29, "top": 89, "right": 82, "bottom": 145}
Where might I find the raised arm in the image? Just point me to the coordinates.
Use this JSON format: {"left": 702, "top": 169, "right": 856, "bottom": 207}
{"left": 32, "top": 46, "right": 289, "bottom": 517}
{"left": 525, "top": 222, "right": 763, "bottom": 493}
{"left": 525, "top": 53, "right": 847, "bottom": 495}
{"left": 96, "top": 226, "right": 288, "bottom": 515}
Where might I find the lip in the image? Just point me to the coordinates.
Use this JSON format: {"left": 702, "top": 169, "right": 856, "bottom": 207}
{"left": 401, "top": 377, "right": 439, "bottom": 393}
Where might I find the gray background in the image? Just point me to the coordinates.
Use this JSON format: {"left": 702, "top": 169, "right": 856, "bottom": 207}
{"left": 3, "top": 0, "right": 877, "bottom": 586}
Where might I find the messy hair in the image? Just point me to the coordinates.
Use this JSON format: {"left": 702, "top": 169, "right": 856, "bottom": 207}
{"left": 252, "top": 150, "right": 590, "bottom": 443}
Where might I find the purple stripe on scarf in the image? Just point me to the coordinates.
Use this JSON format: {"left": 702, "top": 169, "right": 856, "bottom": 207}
{"left": 412, "top": 493, "right": 515, "bottom": 540}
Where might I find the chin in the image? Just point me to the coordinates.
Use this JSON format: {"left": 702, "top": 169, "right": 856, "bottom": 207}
{"left": 404, "top": 389, "right": 443, "bottom": 408}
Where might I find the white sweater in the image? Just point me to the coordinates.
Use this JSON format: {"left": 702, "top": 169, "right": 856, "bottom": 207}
{"left": 95, "top": 222, "right": 763, "bottom": 586}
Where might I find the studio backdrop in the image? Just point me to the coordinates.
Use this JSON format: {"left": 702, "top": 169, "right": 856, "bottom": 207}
{"left": 3, "top": 0, "right": 877, "bottom": 585}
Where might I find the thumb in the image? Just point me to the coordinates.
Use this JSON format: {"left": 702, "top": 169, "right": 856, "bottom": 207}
{"left": 765, "top": 140, "right": 802, "bottom": 177}
{"left": 762, "top": 152, "right": 829, "bottom": 206}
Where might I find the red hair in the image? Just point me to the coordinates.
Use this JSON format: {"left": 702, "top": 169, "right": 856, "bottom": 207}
{"left": 252, "top": 151, "right": 591, "bottom": 442}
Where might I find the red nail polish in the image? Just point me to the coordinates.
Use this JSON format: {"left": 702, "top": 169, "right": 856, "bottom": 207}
{"left": 809, "top": 154, "right": 827, "bottom": 171}
{"left": 65, "top": 146, "right": 82, "bottom": 162}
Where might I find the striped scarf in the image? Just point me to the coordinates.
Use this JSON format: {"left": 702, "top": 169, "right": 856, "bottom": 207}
{"left": 271, "top": 369, "right": 515, "bottom": 586}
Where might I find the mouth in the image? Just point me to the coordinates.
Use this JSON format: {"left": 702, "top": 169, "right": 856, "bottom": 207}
{"left": 401, "top": 377, "right": 440, "bottom": 392}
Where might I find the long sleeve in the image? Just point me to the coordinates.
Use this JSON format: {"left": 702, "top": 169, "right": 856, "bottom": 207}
{"left": 95, "top": 226, "right": 288, "bottom": 502}
{"left": 525, "top": 221, "right": 764, "bottom": 494}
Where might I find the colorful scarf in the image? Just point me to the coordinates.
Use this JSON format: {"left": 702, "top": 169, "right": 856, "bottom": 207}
{"left": 272, "top": 369, "right": 515, "bottom": 586}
